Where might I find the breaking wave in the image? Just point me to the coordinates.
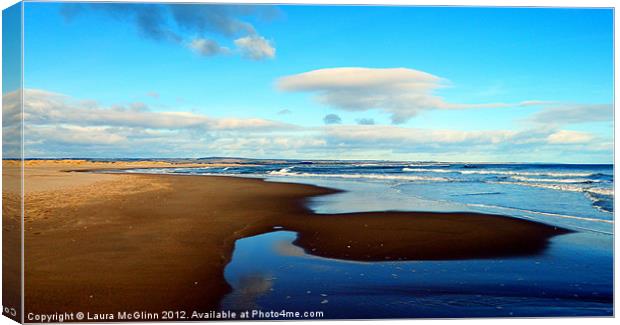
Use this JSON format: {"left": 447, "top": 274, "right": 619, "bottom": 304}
{"left": 490, "top": 181, "right": 613, "bottom": 196}
{"left": 267, "top": 168, "right": 451, "bottom": 182}
{"left": 402, "top": 167, "right": 604, "bottom": 178}
{"left": 509, "top": 176, "right": 603, "bottom": 184}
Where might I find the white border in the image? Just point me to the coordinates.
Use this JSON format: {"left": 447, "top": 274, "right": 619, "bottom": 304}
{"left": 0, "top": 1, "right": 616, "bottom": 325}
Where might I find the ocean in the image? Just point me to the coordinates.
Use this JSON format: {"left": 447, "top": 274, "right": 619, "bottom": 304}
{"left": 115, "top": 160, "right": 613, "bottom": 317}
{"left": 121, "top": 161, "right": 613, "bottom": 234}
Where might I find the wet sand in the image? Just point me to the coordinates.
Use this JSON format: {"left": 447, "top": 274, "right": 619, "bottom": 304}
{"left": 3, "top": 160, "right": 570, "bottom": 318}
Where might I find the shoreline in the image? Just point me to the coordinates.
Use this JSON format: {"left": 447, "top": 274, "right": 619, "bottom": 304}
{"left": 3, "top": 161, "right": 571, "bottom": 316}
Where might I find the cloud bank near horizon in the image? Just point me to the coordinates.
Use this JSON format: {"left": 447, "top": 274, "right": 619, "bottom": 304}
{"left": 1, "top": 89, "right": 611, "bottom": 163}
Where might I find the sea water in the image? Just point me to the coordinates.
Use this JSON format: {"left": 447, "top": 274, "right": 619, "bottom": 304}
{"left": 123, "top": 162, "right": 613, "bottom": 233}
{"left": 118, "top": 161, "right": 613, "bottom": 317}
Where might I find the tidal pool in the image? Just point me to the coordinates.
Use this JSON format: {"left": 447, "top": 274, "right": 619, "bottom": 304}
{"left": 220, "top": 230, "right": 612, "bottom": 319}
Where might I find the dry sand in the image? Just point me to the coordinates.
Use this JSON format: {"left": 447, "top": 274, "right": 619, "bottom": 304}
{"left": 2, "top": 160, "right": 569, "bottom": 318}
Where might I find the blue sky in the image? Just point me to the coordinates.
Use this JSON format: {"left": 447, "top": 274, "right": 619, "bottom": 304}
{"left": 5, "top": 3, "right": 614, "bottom": 162}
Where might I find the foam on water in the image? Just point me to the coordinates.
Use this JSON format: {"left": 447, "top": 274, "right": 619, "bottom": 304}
{"left": 490, "top": 181, "right": 613, "bottom": 197}
{"left": 267, "top": 168, "right": 451, "bottom": 182}
{"left": 402, "top": 167, "right": 603, "bottom": 178}
{"left": 509, "top": 176, "right": 603, "bottom": 184}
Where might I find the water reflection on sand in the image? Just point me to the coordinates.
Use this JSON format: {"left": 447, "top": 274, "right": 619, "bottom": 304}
{"left": 221, "top": 230, "right": 612, "bottom": 318}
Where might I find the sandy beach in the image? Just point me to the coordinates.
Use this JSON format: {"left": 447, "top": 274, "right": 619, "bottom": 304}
{"left": 3, "top": 160, "right": 570, "bottom": 318}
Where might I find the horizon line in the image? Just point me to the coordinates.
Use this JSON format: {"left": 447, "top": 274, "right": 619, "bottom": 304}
{"left": 2, "top": 157, "right": 614, "bottom": 165}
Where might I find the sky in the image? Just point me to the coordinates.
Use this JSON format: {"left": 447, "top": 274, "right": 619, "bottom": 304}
{"left": 2, "top": 2, "right": 614, "bottom": 162}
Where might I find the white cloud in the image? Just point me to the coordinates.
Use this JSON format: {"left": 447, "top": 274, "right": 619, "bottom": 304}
{"left": 234, "top": 35, "right": 275, "bottom": 60}
{"left": 277, "top": 67, "right": 544, "bottom": 124}
{"left": 325, "top": 125, "right": 517, "bottom": 146}
{"left": 3, "top": 89, "right": 304, "bottom": 157}
{"left": 30, "top": 126, "right": 127, "bottom": 145}
{"left": 529, "top": 104, "right": 613, "bottom": 125}
{"left": 15, "top": 89, "right": 291, "bottom": 132}
{"left": 2, "top": 89, "right": 23, "bottom": 126}
{"left": 2, "top": 90, "right": 22, "bottom": 158}
{"left": 322, "top": 125, "right": 602, "bottom": 155}
{"left": 279, "top": 67, "right": 440, "bottom": 91}
{"left": 547, "top": 130, "right": 594, "bottom": 144}
{"left": 188, "top": 38, "right": 230, "bottom": 56}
